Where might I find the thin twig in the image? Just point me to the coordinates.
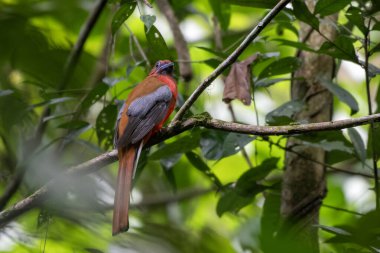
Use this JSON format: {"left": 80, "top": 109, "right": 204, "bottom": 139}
{"left": 261, "top": 137, "right": 373, "bottom": 178}
{"left": 363, "top": 20, "right": 379, "bottom": 209}
{"left": 124, "top": 24, "right": 150, "bottom": 67}
{"left": 156, "top": 0, "right": 192, "bottom": 81}
{"left": 170, "top": 0, "right": 292, "bottom": 125}
{"left": 322, "top": 204, "right": 363, "bottom": 216}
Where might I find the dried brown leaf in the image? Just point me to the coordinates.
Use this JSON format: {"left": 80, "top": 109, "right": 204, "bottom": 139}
{"left": 223, "top": 54, "right": 257, "bottom": 105}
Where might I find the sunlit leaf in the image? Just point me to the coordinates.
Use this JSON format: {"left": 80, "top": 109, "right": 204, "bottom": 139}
{"left": 273, "top": 38, "right": 316, "bottom": 52}
{"left": 258, "top": 57, "right": 301, "bottom": 79}
{"left": 314, "top": 0, "right": 351, "bottom": 17}
{"left": 345, "top": 6, "right": 368, "bottom": 35}
{"left": 145, "top": 25, "right": 171, "bottom": 65}
{"left": 209, "top": 0, "right": 231, "bottom": 30}
{"left": 318, "top": 36, "right": 358, "bottom": 63}
{"left": 200, "top": 131, "right": 255, "bottom": 160}
{"left": 292, "top": 0, "right": 319, "bottom": 30}
{"left": 195, "top": 46, "right": 227, "bottom": 58}
{"left": 111, "top": 2, "right": 137, "bottom": 35}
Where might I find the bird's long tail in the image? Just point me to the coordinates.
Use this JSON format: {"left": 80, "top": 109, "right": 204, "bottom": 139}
{"left": 112, "top": 146, "right": 136, "bottom": 235}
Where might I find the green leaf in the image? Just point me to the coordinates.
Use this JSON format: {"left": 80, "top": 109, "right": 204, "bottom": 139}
{"left": 29, "top": 97, "right": 75, "bottom": 109}
{"left": 347, "top": 128, "right": 366, "bottom": 163}
{"left": 318, "top": 224, "right": 352, "bottom": 236}
{"left": 314, "top": 0, "right": 351, "bottom": 17}
{"left": 258, "top": 57, "right": 301, "bottom": 79}
{"left": 96, "top": 104, "right": 117, "bottom": 149}
{"left": 236, "top": 158, "right": 279, "bottom": 194}
{"left": 221, "top": 0, "right": 278, "bottom": 8}
{"left": 320, "top": 79, "right": 359, "bottom": 115}
{"left": 185, "top": 152, "right": 223, "bottom": 189}
{"left": 318, "top": 36, "right": 358, "bottom": 62}
{"left": 57, "top": 120, "right": 90, "bottom": 130}
{"left": 254, "top": 78, "right": 292, "bottom": 88}
{"left": 265, "top": 100, "right": 304, "bottom": 125}
{"left": 209, "top": 0, "right": 231, "bottom": 30}
{"left": 150, "top": 134, "right": 200, "bottom": 160}
{"left": 273, "top": 39, "right": 316, "bottom": 52}
{"left": 111, "top": 2, "right": 137, "bottom": 35}
{"left": 296, "top": 131, "right": 354, "bottom": 164}
{"left": 145, "top": 25, "right": 171, "bottom": 65}
{"left": 161, "top": 156, "right": 180, "bottom": 192}
{"left": 216, "top": 188, "right": 262, "bottom": 217}
{"left": 221, "top": 133, "right": 256, "bottom": 159}
{"left": 345, "top": 7, "right": 368, "bottom": 35}
{"left": 200, "top": 131, "right": 255, "bottom": 160}
{"left": 80, "top": 82, "right": 109, "bottom": 112}
{"left": 301, "top": 140, "right": 354, "bottom": 153}
{"left": 292, "top": 0, "right": 319, "bottom": 30}
{"left": 203, "top": 58, "right": 223, "bottom": 69}
{"left": 261, "top": 191, "right": 281, "bottom": 252}
{"left": 140, "top": 14, "right": 156, "bottom": 33}
{"left": 276, "top": 22, "right": 299, "bottom": 37}
{"left": 0, "top": 89, "right": 14, "bottom": 97}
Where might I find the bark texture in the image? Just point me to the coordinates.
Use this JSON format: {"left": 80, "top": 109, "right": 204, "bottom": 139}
{"left": 280, "top": 1, "right": 338, "bottom": 252}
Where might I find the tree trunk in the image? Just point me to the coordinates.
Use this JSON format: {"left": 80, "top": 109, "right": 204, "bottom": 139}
{"left": 279, "top": 2, "right": 338, "bottom": 252}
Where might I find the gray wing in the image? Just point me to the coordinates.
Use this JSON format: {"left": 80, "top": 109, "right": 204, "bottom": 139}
{"left": 116, "top": 85, "right": 172, "bottom": 148}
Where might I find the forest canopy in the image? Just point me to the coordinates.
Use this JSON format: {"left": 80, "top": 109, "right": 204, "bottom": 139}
{"left": 0, "top": 0, "right": 380, "bottom": 252}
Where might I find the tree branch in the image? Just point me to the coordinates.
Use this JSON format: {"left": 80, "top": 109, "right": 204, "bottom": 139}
{"left": 160, "top": 113, "right": 380, "bottom": 141}
{"left": 170, "top": 0, "right": 292, "bottom": 124}
{"left": 1, "top": 113, "right": 380, "bottom": 226}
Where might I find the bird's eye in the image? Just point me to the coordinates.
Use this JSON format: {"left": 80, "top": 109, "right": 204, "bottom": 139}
{"left": 155, "top": 62, "right": 160, "bottom": 68}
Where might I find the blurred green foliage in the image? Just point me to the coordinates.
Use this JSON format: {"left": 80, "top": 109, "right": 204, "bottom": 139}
{"left": 0, "top": 0, "right": 380, "bottom": 252}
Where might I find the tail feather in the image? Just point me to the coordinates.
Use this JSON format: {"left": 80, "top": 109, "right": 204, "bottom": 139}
{"left": 112, "top": 146, "right": 136, "bottom": 235}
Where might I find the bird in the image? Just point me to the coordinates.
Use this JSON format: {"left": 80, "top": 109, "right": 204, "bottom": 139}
{"left": 112, "top": 60, "right": 177, "bottom": 235}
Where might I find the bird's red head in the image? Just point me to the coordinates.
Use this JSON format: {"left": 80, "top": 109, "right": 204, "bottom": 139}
{"left": 149, "top": 60, "right": 174, "bottom": 76}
